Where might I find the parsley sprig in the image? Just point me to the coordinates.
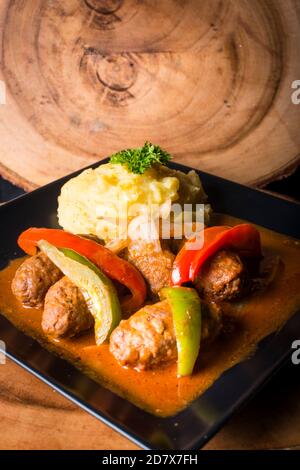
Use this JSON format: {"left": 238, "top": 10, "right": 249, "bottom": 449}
{"left": 109, "top": 141, "right": 171, "bottom": 174}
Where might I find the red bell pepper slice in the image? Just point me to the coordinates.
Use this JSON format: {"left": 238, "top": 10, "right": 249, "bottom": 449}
{"left": 18, "top": 228, "right": 146, "bottom": 314}
{"left": 172, "top": 224, "right": 262, "bottom": 285}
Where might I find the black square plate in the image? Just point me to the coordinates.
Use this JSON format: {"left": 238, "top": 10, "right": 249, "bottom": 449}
{"left": 1, "top": 161, "right": 300, "bottom": 450}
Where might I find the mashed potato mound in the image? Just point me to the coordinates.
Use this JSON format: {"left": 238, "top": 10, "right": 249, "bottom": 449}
{"left": 58, "top": 163, "right": 209, "bottom": 242}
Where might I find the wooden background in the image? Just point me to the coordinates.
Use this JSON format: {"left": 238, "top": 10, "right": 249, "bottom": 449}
{"left": 1, "top": 359, "right": 300, "bottom": 450}
{"left": 0, "top": 0, "right": 300, "bottom": 450}
{"left": 0, "top": 0, "right": 299, "bottom": 190}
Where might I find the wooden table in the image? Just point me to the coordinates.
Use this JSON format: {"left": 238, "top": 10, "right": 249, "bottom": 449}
{"left": 1, "top": 358, "right": 300, "bottom": 450}
{"left": 0, "top": 0, "right": 300, "bottom": 450}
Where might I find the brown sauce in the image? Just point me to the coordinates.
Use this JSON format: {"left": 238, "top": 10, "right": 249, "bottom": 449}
{"left": 1, "top": 214, "right": 300, "bottom": 417}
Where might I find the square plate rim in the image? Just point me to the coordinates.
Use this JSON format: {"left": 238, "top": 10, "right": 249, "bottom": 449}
{"left": 1, "top": 159, "right": 300, "bottom": 450}
{"left": 1, "top": 158, "right": 300, "bottom": 214}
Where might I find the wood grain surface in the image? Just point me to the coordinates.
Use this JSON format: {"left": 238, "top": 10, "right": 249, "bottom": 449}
{"left": 0, "top": 0, "right": 299, "bottom": 190}
{"left": 1, "top": 0, "right": 300, "bottom": 451}
{"left": 1, "top": 358, "right": 300, "bottom": 450}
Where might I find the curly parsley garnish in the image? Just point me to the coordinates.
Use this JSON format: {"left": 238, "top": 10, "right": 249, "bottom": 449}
{"left": 109, "top": 141, "right": 171, "bottom": 174}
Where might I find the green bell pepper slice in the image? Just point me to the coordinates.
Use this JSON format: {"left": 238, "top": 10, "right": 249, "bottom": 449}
{"left": 38, "top": 240, "right": 122, "bottom": 345}
{"left": 160, "top": 286, "right": 201, "bottom": 377}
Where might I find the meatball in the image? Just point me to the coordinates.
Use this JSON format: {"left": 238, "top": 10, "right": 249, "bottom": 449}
{"left": 201, "top": 301, "right": 223, "bottom": 344}
{"left": 11, "top": 252, "right": 62, "bottom": 307}
{"left": 42, "top": 276, "right": 94, "bottom": 338}
{"left": 109, "top": 299, "right": 222, "bottom": 371}
{"left": 127, "top": 240, "right": 175, "bottom": 296}
{"left": 195, "top": 250, "right": 249, "bottom": 301}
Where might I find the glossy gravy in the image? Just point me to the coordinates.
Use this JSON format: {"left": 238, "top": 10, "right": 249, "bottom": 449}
{"left": 1, "top": 214, "right": 300, "bottom": 417}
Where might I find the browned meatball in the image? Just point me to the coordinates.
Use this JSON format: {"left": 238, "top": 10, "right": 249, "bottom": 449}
{"left": 11, "top": 252, "right": 62, "bottom": 307}
{"left": 195, "top": 250, "right": 249, "bottom": 301}
{"left": 42, "top": 276, "right": 94, "bottom": 338}
{"left": 109, "top": 299, "right": 222, "bottom": 371}
{"left": 110, "top": 300, "right": 176, "bottom": 370}
{"left": 127, "top": 240, "right": 175, "bottom": 296}
{"left": 201, "top": 301, "right": 223, "bottom": 344}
